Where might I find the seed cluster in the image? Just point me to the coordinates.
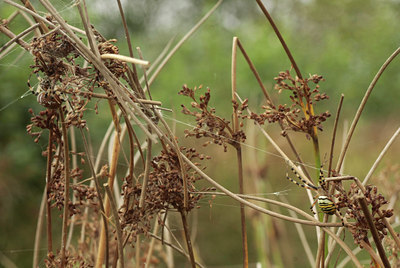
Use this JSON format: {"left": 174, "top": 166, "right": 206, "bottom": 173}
{"left": 179, "top": 84, "right": 246, "bottom": 152}
{"left": 121, "top": 146, "right": 208, "bottom": 243}
{"left": 249, "top": 70, "right": 330, "bottom": 137}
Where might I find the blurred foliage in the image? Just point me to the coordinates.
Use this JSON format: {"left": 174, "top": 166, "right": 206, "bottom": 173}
{"left": 1, "top": 0, "right": 400, "bottom": 266}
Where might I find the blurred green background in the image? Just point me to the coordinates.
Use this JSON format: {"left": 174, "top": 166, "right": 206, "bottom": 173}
{"left": 1, "top": 0, "right": 400, "bottom": 267}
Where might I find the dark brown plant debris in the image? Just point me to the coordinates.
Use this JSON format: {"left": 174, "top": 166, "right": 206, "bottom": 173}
{"left": 179, "top": 84, "right": 246, "bottom": 152}
{"left": 249, "top": 70, "right": 330, "bottom": 137}
{"left": 121, "top": 145, "right": 208, "bottom": 242}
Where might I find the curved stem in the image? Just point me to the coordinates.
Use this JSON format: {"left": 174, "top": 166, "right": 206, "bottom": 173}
{"left": 336, "top": 46, "right": 400, "bottom": 172}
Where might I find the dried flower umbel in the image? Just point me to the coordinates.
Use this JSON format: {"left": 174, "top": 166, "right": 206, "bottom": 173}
{"left": 250, "top": 70, "right": 331, "bottom": 137}
{"left": 179, "top": 84, "right": 246, "bottom": 152}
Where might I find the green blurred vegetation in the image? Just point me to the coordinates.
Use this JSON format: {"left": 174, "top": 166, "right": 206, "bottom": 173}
{"left": 1, "top": 0, "right": 400, "bottom": 267}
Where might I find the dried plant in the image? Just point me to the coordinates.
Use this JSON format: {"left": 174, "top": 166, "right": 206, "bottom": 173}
{"left": 250, "top": 70, "right": 331, "bottom": 138}
{"left": 1, "top": 0, "right": 399, "bottom": 267}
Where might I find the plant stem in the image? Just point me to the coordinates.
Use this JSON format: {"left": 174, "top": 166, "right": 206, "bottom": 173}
{"left": 255, "top": 0, "right": 302, "bottom": 79}
{"left": 104, "top": 183, "right": 124, "bottom": 268}
{"left": 59, "top": 107, "right": 70, "bottom": 268}
{"left": 96, "top": 102, "right": 121, "bottom": 268}
{"left": 33, "top": 188, "right": 46, "bottom": 268}
{"left": 328, "top": 94, "right": 344, "bottom": 177}
{"left": 180, "top": 211, "right": 196, "bottom": 268}
{"left": 232, "top": 37, "right": 249, "bottom": 268}
{"left": 357, "top": 196, "right": 391, "bottom": 267}
{"left": 45, "top": 128, "right": 53, "bottom": 254}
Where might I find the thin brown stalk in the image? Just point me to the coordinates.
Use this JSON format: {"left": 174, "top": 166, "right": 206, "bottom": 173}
{"left": 328, "top": 94, "right": 344, "bottom": 177}
{"left": 20, "top": 0, "right": 49, "bottom": 33}
{"left": 104, "top": 183, "right": 124, "bottom": 268}
{"left": 76, "top": 0, "right": 99, "bottom": 57}
{"left": 232, "top": 36, "right": 249, "bottom": 268}
{"left": 121, "top": 113, "right": 135, "bottom": 185}
{"left": 336, "top": 46, "right": 400, "bottom": 172}
{"left": 357, "top": 196, "right": 391, "bottom": 267}
{"left": 315, "top": 229, "right": 326, "bottom": 268}
{"left": 255, "top": 0, "right": 302, "bottom": 79}
{"left": 116, "top": 0, "right": 140, "bottom": 88}
{"left": 33, "top": 188, "right": 46, "bottom": 268}
{"left": 59, "top": 108, "right": 70, "bottom": 268}
{"left": 139, "top": 132, "right": 152, "bottom": 208}
{"left": 66, "top": 126, "right": 78, "bottom": 249}
{"left": 180, "top": 211, "right": 196, "bottom": 268}
{"left": 0, "top": 23, "right": 38, "bottom": 53}
{"left": 96, "top": 102, "right": 122, "bottom": 268}
{"left": 0, "top": 25, "right": 30, "bottom": 51}
{"left": 45, "top": 128, "right": 54, "bottom": 254}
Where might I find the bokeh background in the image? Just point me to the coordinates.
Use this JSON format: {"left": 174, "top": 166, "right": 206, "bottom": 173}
{"left": 1, "top": 0, "right": 400, "bottom": 267}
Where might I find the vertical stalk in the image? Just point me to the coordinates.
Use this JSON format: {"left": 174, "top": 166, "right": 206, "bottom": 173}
{"left": 33, "top": 188, "right": 46, "bottom": 268}
{"left": 59, "top": 107, "right": 70, "bottom": 268}
{"left": 104, "top": 183, "right": 124, "bottom": 268}
{"left": 45, "top": 128, "right": 53, "bottom": 254}
{"left": 180, "top": 211, "right": 196, "bottom": 268}
{"left": 139, "top": 130, "right": 152, "bottom": 208}
{"left": 232, "top": 37, "right": 249, "bottom": 268}
{"left": 96, "top": 101, "right": 121, "bottom": 268}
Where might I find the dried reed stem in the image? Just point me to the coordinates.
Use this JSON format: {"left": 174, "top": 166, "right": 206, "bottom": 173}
{"left": 96, "top": 102, "right": 121, "bottom": 268}
{"left": 144, "top": 217, "right": 159, "bottom": 268}
{"left": 45, "top": 128, "right": 54, "bottom": 254}
{"left": 255, "top": 0, "right": 302, "bottom": 79}
{"left": 100, "top": 54, "right": 149, "bottom": 67}
{"left": 180, "top": 211, "right": 196, "bottom": 268}
{"left": 232, "top": 36, "right": 249, "bottom": 268}
{"left": 0, "top": 23, "right": 38, "bottom": 53}
{"left": 20, "top": 0, "right": 49, "bottom": 33}
{"left": 357, "top": 196, "right": 391, "bottom": 267}
{"left": 139, "top": 132, "right": 152, "bottom": 208}
{"left": 104, "top": 183, "right": 124, "bottom": 268}
{"left": 60, "top": 108, "right": 71, "bottom": 267}
{"left": 336, "top": 46, "right": 400, "bottom": 172}
{"left": 328, "top": 94, "right": 344, "bottom": 177}
{"left": 33, "top": 188, "right": 46, "bottom": 268}
{"left": 0, "top": 24, "right": 30, "bottom": 51}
